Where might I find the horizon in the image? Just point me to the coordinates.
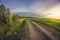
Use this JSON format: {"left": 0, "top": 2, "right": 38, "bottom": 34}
{"left": 0, "top": 0, "right": 60, "bottom": 18}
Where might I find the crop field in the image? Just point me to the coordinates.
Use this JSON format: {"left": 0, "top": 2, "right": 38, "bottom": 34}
{"left": 30, "top": 18, "right": 60, "bottom": 31}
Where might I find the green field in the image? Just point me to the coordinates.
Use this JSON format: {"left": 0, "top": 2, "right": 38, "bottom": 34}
{"left": 30, "top": 18, "right": 60, "bottom": 32}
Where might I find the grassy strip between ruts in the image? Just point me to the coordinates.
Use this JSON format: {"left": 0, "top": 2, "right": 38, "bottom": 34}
{"left": 20, "top": 20, "right": 28, "bottom": 40}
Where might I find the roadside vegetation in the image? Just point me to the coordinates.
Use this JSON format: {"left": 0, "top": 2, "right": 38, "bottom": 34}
{"left": 20, "top": 20, "right": 28, "bottom": 40}
{"left": 0, "top": 4, "right": 26, "bottom": 40}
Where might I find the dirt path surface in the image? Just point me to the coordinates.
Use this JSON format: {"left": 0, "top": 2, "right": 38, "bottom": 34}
{"left": 27, "top": 20, "right": 43, "bottom": 40}
{"left": 30, "top": 20, "right": 58, "bottom": 40}
{"left": 15, "top": 20, "right": 59, "bottom": 40}
{"left": 26, "top": 20, "right": 52, "bottom": 40}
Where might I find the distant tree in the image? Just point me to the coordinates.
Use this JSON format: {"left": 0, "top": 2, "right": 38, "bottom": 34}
{"left": 0, "top": 4, "right": 6, "bottom": 12}
{"left": 0, "top": 4, "right": 12, "bottom": 40}
{"left": 0, "top": 4, "right": 7, "bottom": 24}
{"left": 0, "top": 4, "right": 11, "bottom": 24}
{"left": 12, "top": 14, "right": 19, "bottom": 22}
{"left": 6, "top": 8, "right": 10, "bottom": 22}
{"left": 7, "top": 8, "right": 10, "bottom": 14}
{"left": 12, "top": 14, "right": 19, "bottom": 27}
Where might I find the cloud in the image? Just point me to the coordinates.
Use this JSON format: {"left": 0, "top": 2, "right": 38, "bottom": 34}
{"left": 3, "top": 0, "right": 60, "bottom": 18}
{"left": 44, "top": 4, "right": 60, "bottom": 18}
{"left": 27, "top": 0, "right": 60, "bottom": 18}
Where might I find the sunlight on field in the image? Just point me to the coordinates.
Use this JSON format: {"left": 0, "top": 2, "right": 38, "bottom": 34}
{"left": 49, "top": 19, "right": 60, "bottom": 23}
{"left": 30, "top": 18, "right": 60, "bottom": 31}
{"left": 17, "top": 18, "right": 25, "bottom": 23}
{"left": 9, "top": 18, "right": 25, "bottom": 35}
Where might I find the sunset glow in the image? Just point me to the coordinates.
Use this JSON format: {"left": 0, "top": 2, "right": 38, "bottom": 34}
{"left": 0, "top": 0, "right": 60, "bottom": 18}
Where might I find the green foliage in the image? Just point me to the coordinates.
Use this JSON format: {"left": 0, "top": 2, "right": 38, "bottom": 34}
{"left": 0, "top": 4, "right": 25, "bottom": 40}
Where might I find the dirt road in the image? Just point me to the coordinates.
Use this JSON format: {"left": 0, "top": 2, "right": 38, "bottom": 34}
{"left": 26, "top": 20, "right": 59, "bottom": 40}
{"left": 15, "top": 20, "right": 60, "bottom": 40}
{"left": 27, "top": 20, "right": 43, "bottom": 40}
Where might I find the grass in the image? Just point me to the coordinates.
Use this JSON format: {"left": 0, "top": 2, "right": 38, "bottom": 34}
{"left": 0, "top": 18, "right": 25, "bottom": 40}
{"left": 30, "top": 18, "right": 60, "bottom": 31}
{"left": 0, "top": 17, "right": 60, "bottom": 40}
{"left": 20, "top": 20, "right": 28, "bottom": 40}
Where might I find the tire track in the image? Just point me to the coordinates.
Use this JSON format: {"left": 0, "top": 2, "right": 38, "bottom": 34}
{"left": 31, "top": 20, "right": 58, "bottom": 40}
{"left": 27, "top": 20, "right": 42, "bottom": 40}
{"left": 35, "top": 21, "right": 60, "bottom": 40}
{"left": 26, "top": 20, "right": 51, "bottom": 40}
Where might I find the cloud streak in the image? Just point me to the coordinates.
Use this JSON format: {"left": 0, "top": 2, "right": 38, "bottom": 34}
{"left": 1, "top": 0, "right": 60, "bottom": 18}
{"left": 27, "top": 0, "right": 60, "bottom": 18}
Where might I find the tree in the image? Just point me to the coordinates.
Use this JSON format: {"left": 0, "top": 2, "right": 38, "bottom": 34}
{"left": 12, "top": 14, "right": 20, "bottom": 27}
{"left": 6, "top": 8, "right": 10, "bottom": 22}
{"left": 12, "top": 14, "right": 19, "bottom": 22}
{"left": 0, "top": 4, "right": 7, "bottom": 24}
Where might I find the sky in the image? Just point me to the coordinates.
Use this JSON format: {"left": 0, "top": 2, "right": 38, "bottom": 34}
{"left": 0, "top": 0, "right": 60, "bottom": 18}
